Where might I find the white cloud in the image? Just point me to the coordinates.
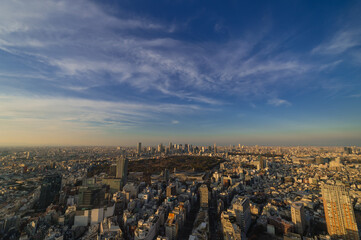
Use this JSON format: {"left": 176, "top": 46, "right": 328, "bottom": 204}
{"left": 0, "top": 95, "right": 201, "bottom": 130}
{"left": 0, "top": 0, "right": 348, "bottom": 108}
{"left": 267, "top": 98, "right": 291, "bottom": 107}
{"left": 318, "top": 60, "right": 343, "bottom": 71}
{"left": 312, "top": 30, "right": 361, "bottom": 55}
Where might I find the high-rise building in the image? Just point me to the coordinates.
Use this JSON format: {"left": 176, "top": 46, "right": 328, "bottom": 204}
{"left": 137, "top": 142, "right": 142, "bottom": 154}
{"left": 78, "top": 185, "right": 105, "bottom": 208}
{"left": 116, "top": 156, "right": 129, "bottom": 184}
{"left": 165, "top": 213, "right": 178, "bottom": 240}
{"left": 221, "top": 211, "right": 243, "bottom": 240}
{"left": 321, "top": 184, "right": 359, "bottom": 240}
{"left": 291, "top": 202, "right": 305, "bottom": 235}
{"left": 257, "top": 156, "right": 267, "bottom": 170}
{"left": 166, "top": 184, "right": 176, "bottom": 197}
{"left": 344, "top": 147, "right": 352, "bottom": 154}
{"left": 164, "top": 169, "right": 170, "bottom": 182}
{"left": 232, "top": 196, "right": 251, "bottom": 234}
{"left": 36, "top": 173, "right": 62, "bottom": 210}
{"left": 184, "top": 144, "right": 189, "bottom": 152}
{"left": 214, "top": 143, "right": 217, "bottom": 154}
{"left": 102, "top": 178, "right": 122, "bottom": 193}
{"left": 199, "top": 184, "right": 209, "bottom": 208}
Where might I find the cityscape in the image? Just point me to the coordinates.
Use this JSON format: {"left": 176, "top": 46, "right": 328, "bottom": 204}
{"left": 1, "top": 145, "right": 361, "bottom": 239}
{"left": 1, "top": 1, "right": 361, "bottom": 240}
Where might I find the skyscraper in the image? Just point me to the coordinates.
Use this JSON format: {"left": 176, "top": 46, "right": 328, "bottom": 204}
{"left": 165, "top": 213, "right": 178, "bottom": 240}
{"left": 164, "top": 168, "right": 170, "bottom": 182}
{"left": 137, "top": 142, "right": 142, "bottom": 154}
{"left": 158, "top": 144, "right": 163, "bottom": 153}
{"left": 257, "top": 156, "right": 267, "bottom": 170}
{"left": 321, "top": 184, "right": 359, "bottom": 240}
{"left": 232, "top": 196, "right": 251, "bottom": 234}
{"left": 36, "top": 173, "right": 62, "bottom": 210}
{"left": 199, "top": 184, "right": 209, "bottom": 208}
{"left": 116, "top": 156, "right": 129, "bottom": 184}
{"left": 291, "top": 202, "right": 305, "bottom": 235}
{"left": 214, "top": 143, "right": 217, "bottom": 154}
{"left": 166, "top": 184, "right": 176, "bottom": 197}
{"left": 221, "top": 211, "right": 242, "bottom": 240}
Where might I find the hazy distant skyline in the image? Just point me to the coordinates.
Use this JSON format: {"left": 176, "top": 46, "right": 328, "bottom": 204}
{"left": 1, "top": 0, "right": 361, "bottom": 146}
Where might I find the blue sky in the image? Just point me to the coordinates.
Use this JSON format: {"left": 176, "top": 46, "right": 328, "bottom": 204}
{"left": 0, "top": 0, "right": 360, "bottom": 146}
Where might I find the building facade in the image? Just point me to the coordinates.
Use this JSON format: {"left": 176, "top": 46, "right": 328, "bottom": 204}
{"left": 232, "top": 196, "right": 251, "bottom": 234}
{"left": 291, "top": 202, "right": 305, "bottom": 235}
{"left": 321, "top": 184, "right": 359, "bottom": 240}
{"left": 199, "top": 184, "right": 209, "bottom": 208}
{"left": 116, "top": 156, "right": 128, "bottom": 184}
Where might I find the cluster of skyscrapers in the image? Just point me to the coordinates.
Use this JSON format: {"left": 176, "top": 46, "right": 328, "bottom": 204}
{"left": 134, "top": 142, "right": 219, "bottom": 155}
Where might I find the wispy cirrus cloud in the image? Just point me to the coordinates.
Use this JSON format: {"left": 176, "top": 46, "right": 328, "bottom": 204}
{"left": 0, "top": 0, "right": 360, "bottom": 145}
{"left": 0, "top": 0, "right": 321, "bottom": 107}
{"left": 267, "top": 98, "right": 291, "bottom": 107}
{"left": 0, "top": 95, "right": 201, "bottom": 130}
{"left": 312, "top": 29, "right": 361, "bottom": 55}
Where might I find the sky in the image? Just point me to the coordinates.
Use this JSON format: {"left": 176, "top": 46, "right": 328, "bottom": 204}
{"left": 0, "top": 0, "right": 361, "bottom": 146}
